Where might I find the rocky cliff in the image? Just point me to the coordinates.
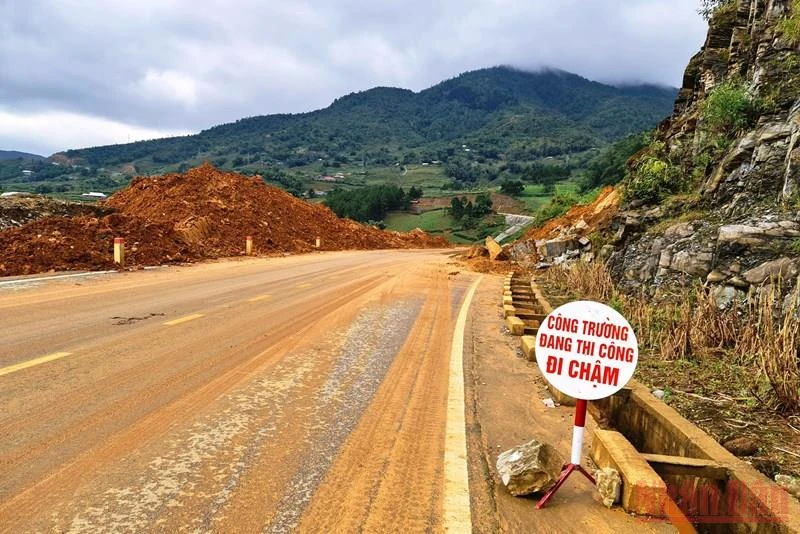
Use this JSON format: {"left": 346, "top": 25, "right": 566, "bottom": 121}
{"left": 609, "top": 0, "right": 800, "bottom": 303}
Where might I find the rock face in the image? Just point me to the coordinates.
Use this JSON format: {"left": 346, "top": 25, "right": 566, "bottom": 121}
{"left": 496, "top": 440, "right": 565, "bottom": 496}
{"left": 595, "top": 467, "right": 622, "bottom": 508}
{"left": 607, "top": 0, "right": 800, "bottom": 298}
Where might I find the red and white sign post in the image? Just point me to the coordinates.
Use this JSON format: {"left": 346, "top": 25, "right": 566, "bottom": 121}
{"left": 534, "top": 300, "right": 638, "bottom": 509}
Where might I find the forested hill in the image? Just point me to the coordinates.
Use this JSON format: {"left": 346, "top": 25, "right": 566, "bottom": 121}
{"left": 56, "top": 67, "right": 676, "bottom": 173}
{"left": 0, "top": 150, "right": 45, "bottom": 161}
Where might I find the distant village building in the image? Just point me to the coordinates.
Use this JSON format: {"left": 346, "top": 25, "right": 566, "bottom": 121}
{"left": 81, "top": 192, "right": 108, "bottom": 199}
{"left": 318, "top": 176, "right": 337, "bottom": 182}
{"left": 21, "top": 170, "right": 33, "bottom": 176}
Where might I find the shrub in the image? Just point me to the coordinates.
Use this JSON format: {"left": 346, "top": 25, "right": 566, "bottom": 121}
{"left": 624, "top": 155, "right": 679, "bottom": 203}
{"left": 697, "top": 0, "right": 735, "bottom": 21}
{"left": 532, "top": 192, "right": 580, "bottom": 226}
{"left": 702, "top": 82, "right": 760, "bottom": 135}
{"left": 780, "top": 0, "right": 800, "bottom": 42}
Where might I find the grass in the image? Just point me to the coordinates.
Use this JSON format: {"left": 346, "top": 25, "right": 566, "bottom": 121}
{"left": 383, "top": 208, "right": 505, "bottom": 244}
{"left": 516, "top": 179, "right": 582, "bottom": 213}
{"left": 384, "top": 209, "right": 454, "bottom": 233}
{"left": 780, "top": 0, "right": 800, "bottom": 42}
{"left": 647, "top": 210, "right": 708, "bottom": 234}
{"left": 541, "top": 262, "right": 800, "bottom": 413}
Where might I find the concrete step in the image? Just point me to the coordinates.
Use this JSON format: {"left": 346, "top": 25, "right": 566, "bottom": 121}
{"left": 591, "top": 429, "right": 669, "bottom": 517}
{"left": 640, "top": 453, "right": 727, "bottom": 480}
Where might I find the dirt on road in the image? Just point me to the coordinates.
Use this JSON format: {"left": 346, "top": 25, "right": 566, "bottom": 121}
{"left": 0, "top": 252, "right": 463, "bottom": 532}
{"left": 0, "top": 251, "right": 675, "bottom": 533}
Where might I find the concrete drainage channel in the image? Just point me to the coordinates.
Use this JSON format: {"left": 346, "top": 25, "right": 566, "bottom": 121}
{"left": 502, "top": 272, "right": 800, "bottom": 532}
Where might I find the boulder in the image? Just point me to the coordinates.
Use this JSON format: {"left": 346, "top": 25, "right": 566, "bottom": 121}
{"left": 485, "top": 236, "right": 508, "bottom": 261}
{"left": 466, "top": 244, "right": 489, "bottom": 259}
{"left": 729, "top": 276, "right": 750, "bottom": 289}
{"left": 595, "top": 467, "right": 622, "bottom": 508}
{"left": 712, "top": 286, "right": 745, "bottom": 309}
{"left": 669, "top": 250, "right": 712, "bottom": 277}
{"left": 663, "top": 222, "right": 695, "bottom": 240}
{"left": 742, "top": 257, "right": 799, "bottom": 285}
{"left": 718, "top": 225, "right": 768, "bottom": 247}
{"left": 537, "top": 238, "right": 579, "bottom": 259}
{"left": 496, "top": 439, "right": 565, "bottom": 496}
{"left": 707, "top": 270, "right": 728, "bottom": 283}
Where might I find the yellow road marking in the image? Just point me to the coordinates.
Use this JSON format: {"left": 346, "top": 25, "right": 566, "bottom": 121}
{"left": 443, "top": 275, "right": 482, "bottom": 532}
{"left": 0, "top": 352, "right": 73, "bottom": 377}
{"left": 163, "top": 313, "right": 205, "bottom": 326}
{"left": 295, "top": 283, "right": 312, "bottom": 289}
{"left": 248, "top": 294, "right": 273, "bottom": 303}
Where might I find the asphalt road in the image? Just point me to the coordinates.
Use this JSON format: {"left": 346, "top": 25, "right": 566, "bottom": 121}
{"left": 0, "top": 250, "right": 475, "bottom": 533}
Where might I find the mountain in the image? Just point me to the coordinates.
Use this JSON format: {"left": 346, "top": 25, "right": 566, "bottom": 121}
{"left": 0, "top": 150, "right": 45, "bottom": 161}
{"left": 53, "top": 67, "right": 675, "bottom": 174}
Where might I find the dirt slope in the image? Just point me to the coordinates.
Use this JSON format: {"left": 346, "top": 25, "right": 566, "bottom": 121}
{"left": 0, "top": 164, "right": 449, "bottom": 276}
{"left": 522, "top": 186, "right": 620, "bottom": 242}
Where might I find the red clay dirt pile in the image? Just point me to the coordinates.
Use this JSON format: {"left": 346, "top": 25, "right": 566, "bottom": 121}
{"left": 0, "top": 163, "right": 448, "bottom": 276}
{"left": 523, "top": 186, "right": 620, "bottom": 243}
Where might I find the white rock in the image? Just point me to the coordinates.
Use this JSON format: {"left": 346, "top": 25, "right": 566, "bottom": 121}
{"left": 496, "top": 440, "right": 565, "bottom": 496}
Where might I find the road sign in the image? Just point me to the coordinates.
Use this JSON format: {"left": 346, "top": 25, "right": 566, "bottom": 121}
{"left": 534, "top": 300, "right": 639, "bottom": 509}
{"left": 535, "top": 300, "right": 638, "bottom": 401}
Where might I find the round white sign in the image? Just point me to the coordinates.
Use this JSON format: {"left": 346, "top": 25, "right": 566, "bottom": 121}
{"left": 535, "top": 300, "right": 638, "bottom": 400}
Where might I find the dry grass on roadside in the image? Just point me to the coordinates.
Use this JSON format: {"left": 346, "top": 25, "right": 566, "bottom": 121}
{"left": 738, "top": 286, "right": 800, "bottom": 413}
{"left": 540, "top": 262, "right": 800, "bottom": 413}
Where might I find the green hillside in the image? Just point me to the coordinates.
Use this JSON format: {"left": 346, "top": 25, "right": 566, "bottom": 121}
{"left": 0, "top": 151, "right": 45, "bottom": 161}
{"left": 0, "top": 66, "right": 676, "bottom": 197}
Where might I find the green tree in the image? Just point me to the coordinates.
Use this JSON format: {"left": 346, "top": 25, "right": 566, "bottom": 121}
{"left": 500, "top": 180, "right": 525, "bottom": 196}
{"left": 407, "top": 186, "right": 423, "bottom": 200}
{"left": 450, "top": 196, "right": 465, "bottom": 219}
{"left": 474, "top": 193, "right": 493, "bottom": 216}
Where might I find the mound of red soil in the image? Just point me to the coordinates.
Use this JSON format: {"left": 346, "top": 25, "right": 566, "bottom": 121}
{"left": 521, "top": 186, "right": 620, "bottom": 242}
{"left": 0, "top": 214, "right": 196, "bottom": 276}
{"left": 0, "top": 164, "right": 449, "bottom": 276}
{"left": 106, "top": 163, "right": 448, "bottom": 255}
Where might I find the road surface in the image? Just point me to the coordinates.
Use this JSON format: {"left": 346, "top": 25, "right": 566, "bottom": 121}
{"left": 0, "top": 250, "right": 677, "bottom": 533}
{"left": 0, "top": 250, "right": 477, "bottom": 533}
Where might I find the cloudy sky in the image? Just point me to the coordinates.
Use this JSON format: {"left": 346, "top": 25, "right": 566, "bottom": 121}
{"left": 0, "top": 0, "right": 708, "bottom": 156}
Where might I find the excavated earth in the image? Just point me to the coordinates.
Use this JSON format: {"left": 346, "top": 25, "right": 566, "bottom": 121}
{"left": 0, "top": 164, "right": 449, "bottom": 276}
{"left": 521, "top": 186, "right": 620, "bottom": 242}
{"left": 0, "top": 195, "right": 110, "bottom": 231}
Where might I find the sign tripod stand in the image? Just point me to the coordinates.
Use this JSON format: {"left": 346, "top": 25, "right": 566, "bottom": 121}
{"left": 536, "top": 398, "right": 594, "bottom": 509}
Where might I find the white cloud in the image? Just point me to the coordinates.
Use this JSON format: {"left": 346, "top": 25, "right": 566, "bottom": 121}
{"left": 0, "top": 0, "right": 710, "bottom": 152}
{"left": 137, "top": 69, "right": 201, "bottom": 108}
{"left": 0, "top": 109, "right": 191, "bottom": 155}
